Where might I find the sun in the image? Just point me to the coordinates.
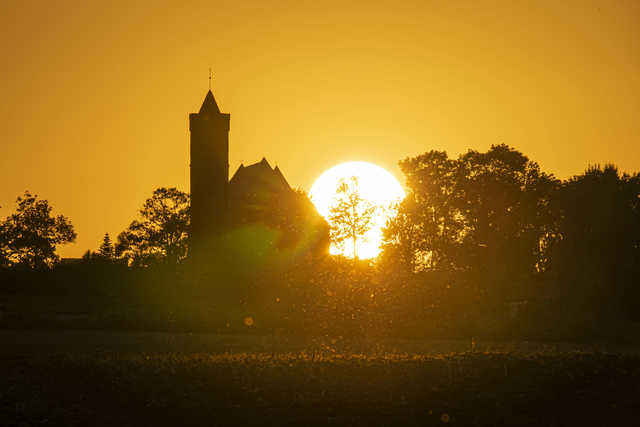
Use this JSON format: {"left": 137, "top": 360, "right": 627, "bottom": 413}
{"left": 309, "top": 161, "right": 405, "bottom": 259}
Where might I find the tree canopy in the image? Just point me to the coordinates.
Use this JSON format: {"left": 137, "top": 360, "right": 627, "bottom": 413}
{"left": 116, "top": 187, "right": 190, "bottom": 267}
{"left": 0, "top": 191, "right": 76, "bottom": 269}
{"left": 383, "top": 145, "right": 558, "bottom": 298}
{"left": 547, "top": 164, "right": 640, "bottom": 317}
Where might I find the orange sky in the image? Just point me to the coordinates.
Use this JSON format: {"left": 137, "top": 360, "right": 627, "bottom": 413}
{"left": 1, "top": 0, "right": 638, "bottom": 257}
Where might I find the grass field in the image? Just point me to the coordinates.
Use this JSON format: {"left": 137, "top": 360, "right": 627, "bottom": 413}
{"left": 2, "top": 331, "right": 640, "bottom": 426}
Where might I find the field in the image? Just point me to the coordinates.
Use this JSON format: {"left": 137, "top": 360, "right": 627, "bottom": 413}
{"left": 2, "top": 331, "right": 640, "bottom": 426}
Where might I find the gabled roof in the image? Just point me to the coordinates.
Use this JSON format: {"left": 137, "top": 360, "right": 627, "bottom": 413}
{"left": 230, "top": 158, "right": 292, "bottom": 197}
{"left": 273, "top": 166, "right": 290, "bottom": 190}
{"left": 199, "top": 90, "right": 221, "bottom": 114}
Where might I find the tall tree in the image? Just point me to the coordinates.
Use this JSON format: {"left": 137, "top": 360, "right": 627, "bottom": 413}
{"left": 383, "top": 150, "right": 464, "bottom": 271}
{"left": 0, "top": 191, "right": 76, "bottom": 269}
{"left": 454, "top": 145, "right": 558, "bottom": 290}
{"left": 116, "top": 188, "right": 190, "bottom": 267}
{"left": 328, "top": 177, "right": 377, "bottom": 259}
{"left": 97, "top": 232, "right": 115, "bottom": 260}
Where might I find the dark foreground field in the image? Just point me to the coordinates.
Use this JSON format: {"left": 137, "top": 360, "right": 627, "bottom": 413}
{"left": 2, "top": 332, "right": 639, "bottom": 426}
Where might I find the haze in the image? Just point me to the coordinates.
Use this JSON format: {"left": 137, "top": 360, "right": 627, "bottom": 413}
{"left": 1, "top": 0, "right": 638, "bottom": 257}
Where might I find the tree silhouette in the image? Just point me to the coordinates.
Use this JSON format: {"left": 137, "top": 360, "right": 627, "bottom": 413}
{"left": 454, "top": 145, "right": 558, "bottom": 291}
{"left": 116, "top": 188, "right": 190, "bottom": 267}
{"left": 97, "top": 233, "right": 115, "bottom": 260}
{"left": 328, "top": 177, "right": 377, "bottom": 259}
{"left": 261, "top": 188, "right": 330, "bottom": 253}
{"left": 383, "top": 150, "right": 464, "bottom": 272}
{"left": 0, "top": 191, "right": 76, "bottom": 269}
{"left": 548, "top": 164, "right": 640, "bottom": 319}
{"left": 380, "top": 197, "right": 424, "bottom": 272}
{"left": 0, "top": 215, "right": 10, "bottom": 268}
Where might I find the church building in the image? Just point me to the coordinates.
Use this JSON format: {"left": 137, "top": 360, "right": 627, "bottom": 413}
{"left": 188, "top": 87, "right": 328, "bottom": 256}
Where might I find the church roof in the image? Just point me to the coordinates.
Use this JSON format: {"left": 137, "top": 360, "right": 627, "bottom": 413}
{"left": 199, "top": 90, "right": 221, "bottom": 114}
{"left": 230, "top": 158, "right": 292, "bottom": 197}
{"left": 272, "top": 166, "right": 290, "bottom": 190}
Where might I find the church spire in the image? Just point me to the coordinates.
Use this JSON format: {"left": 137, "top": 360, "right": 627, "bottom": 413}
{"left": 199, "top": 89, "right": 221, "bottom": 114}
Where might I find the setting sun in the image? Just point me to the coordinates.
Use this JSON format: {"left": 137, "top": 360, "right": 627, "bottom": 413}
{"left": 309, "top": 162, "right": 405, "bottom": 259}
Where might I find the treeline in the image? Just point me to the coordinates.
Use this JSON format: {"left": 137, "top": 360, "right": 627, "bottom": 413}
{"left": 1, "top": 144, "right": 639, "bottom": 340}
{"left": 378, "top": 145, "right": 640, "bottom": 338}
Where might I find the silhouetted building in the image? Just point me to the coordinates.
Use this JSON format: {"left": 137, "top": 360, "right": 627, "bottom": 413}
{"left": 230, "top": 157, "right": 291, "bottom": 197}
{"left": 229, "top": 157, "right": 292, "bottom": 222}
{"left": 189, "top": 90, "right": 230, "bottom": 239}
{"left": 189, "top": 88, "right": 328, "bottom": 256}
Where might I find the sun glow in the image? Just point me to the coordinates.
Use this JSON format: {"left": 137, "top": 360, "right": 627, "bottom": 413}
{"left": 310, "top": 162, "right": 405, "bottom": 259}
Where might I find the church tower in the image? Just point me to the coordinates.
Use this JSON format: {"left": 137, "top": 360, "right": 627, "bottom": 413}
{"left": 189, "top": 89, "right": 230, "bottom": 244}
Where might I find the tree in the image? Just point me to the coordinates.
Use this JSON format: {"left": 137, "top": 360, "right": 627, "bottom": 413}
{"left": 97, "top": 233, "right": 115, "bottom": 260}
{"left": 379, "top": 197, "right": 424, "bottom": 272}
{"left": 453, "top": 145, "right": 558, "bottom": 288}
{"left": 116, "top": 187, "right": 190, "bottom": 267}
{"left": 548, "top": 164, "right": 640, "bottom": 319}
{"left": 383, "top": 150, "right": 464, "bottom": 272}
{"left": 328, "top": 177, "right": 377, "bottom": 259}
{"left": 78, "top": 232, "right": 116, "bottom": 263}
{"left": 0, "top": 217, "right": 10, "bottom": 268}
{"left": 263, "top": 188, "right": 330, "bottom": 254}
{"left": 0, "top": 191, "right": 76, "bottom": 269}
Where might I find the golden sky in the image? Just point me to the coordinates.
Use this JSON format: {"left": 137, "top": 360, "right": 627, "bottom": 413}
{"left": 1, "top": 0, "right": 638, "bottom": 257}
